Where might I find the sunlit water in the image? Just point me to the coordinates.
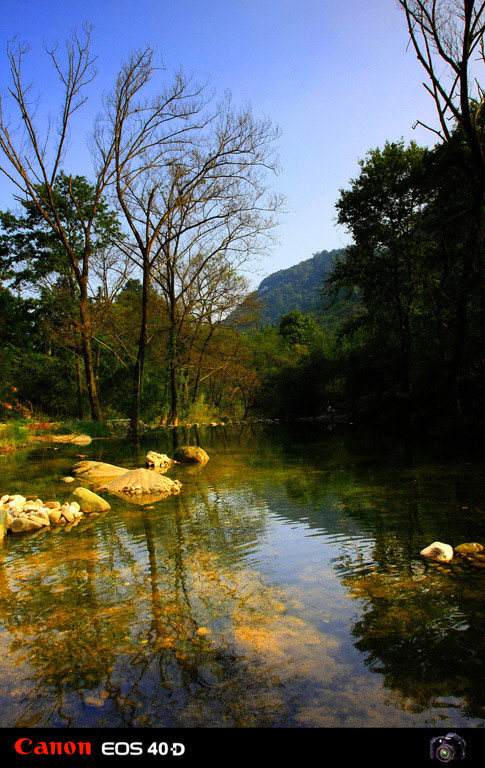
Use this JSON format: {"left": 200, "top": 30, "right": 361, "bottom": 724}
{"left": 1, "top": 424, "right": 485, "bottom": 727}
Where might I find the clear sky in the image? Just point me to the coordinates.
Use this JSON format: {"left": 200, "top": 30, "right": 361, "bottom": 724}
{"left": 0, "top": 0, "right": 440, "bottom": 283}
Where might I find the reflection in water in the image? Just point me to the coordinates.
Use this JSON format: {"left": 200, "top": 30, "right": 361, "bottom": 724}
{"left": 0, "top": 426, "right": 485, "bottom": 726}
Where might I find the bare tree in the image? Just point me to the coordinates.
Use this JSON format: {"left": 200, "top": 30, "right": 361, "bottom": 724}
{"left": 94, "top": 48, "right": 210, "bottom": 437}
{"left": 150, "top": 94, "right": 282, "bottom": 424}
{"left": 399, "top": 1, "right": 485, "bottom": 180}
{"left": 96, "top": 50, "right": 282, "bottom": 436}
{"left": 0, "top": 26, "right": 117, "bottom": 420}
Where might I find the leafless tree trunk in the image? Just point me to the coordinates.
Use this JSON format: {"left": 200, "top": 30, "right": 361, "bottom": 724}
{"left": 97, "top": 49, "right": 282, "bottom": 435}
{"left": 95, "top": 48, "right": 208, "bottom": 437}
{"left": 0, "top": 26, "right": 117, "bottom": 420}
{"left": 150, "top": 93, "right": 282, "bottom": 424}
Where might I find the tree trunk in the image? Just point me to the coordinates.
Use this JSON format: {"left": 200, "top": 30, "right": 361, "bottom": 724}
{"left": 392, "top": 254, "right": 411, "bottom": 396}
{"left": 448, "top": 182, "right": 485, "bottom": 412}
{"left": 191, "top": 328, "right": 215, "bottom": 403}
{"left": 168, "top": 321, "right": 179, "bottom": 426}
{"left": 75, "top": 353, "right": 84, "bottom": 420}
{"left": 79, "top": 289, "right": 101, "bottom": 421}
{"left": 129, "top": 266, "right": 150, "bottom": 440}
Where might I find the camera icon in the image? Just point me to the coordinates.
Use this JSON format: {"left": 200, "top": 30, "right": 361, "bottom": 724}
{"left": 430, "top": 733, "right": 466, "bottom": 762}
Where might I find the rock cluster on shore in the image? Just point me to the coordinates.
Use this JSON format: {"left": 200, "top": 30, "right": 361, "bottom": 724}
{"left": 106, "top": 419, "right": 148, "bottom": 436}
{"left": 0, "top": 491, "right": 109, "bottom": 536}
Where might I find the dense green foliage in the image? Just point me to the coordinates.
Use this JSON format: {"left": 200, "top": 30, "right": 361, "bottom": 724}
{"left": 322, "top": 134, "right": 485, "bottom": 429}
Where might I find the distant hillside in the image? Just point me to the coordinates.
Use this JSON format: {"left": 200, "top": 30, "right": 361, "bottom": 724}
{"left": 255, "top": 249, "right": 343, "bottom": 325}
{"left": 228, "top": 248, "right": 361, "bottom": 329}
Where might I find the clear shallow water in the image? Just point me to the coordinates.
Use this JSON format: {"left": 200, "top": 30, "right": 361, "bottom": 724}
{"left": 1, "top": 425, "right": 485, "bottom": 727}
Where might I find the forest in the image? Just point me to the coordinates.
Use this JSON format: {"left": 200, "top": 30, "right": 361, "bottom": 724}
{"left": 1, "top": 1, "right": 485, "bottom": 441}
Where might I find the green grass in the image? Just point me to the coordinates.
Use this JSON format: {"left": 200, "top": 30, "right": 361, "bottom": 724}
{"left": 0, "top": 421, "right": 29, "bottom": 451}
{"left": 54, "top": 419, "right": 112, "bottom": 438}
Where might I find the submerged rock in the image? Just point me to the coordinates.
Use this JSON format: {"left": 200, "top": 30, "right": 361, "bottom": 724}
{"left": 469, "top": 554, "right": 485, "bottom": 569}
{"left": 99, "top": 468, "right": 182, "bottom": 497}
{"left": 420, "top": 542, "right": 454, "bottom": 562}
{"left": 174, "top": 446, "right": 209, "bottom": 464}
{"left": 71, "top": 487, "right": 111, "bottom": 514}
{"left": 454, "top": 542, "right": 484, "bottom": 557}
{"left": 72, "top": 460, "right": 128, "bottom": 479}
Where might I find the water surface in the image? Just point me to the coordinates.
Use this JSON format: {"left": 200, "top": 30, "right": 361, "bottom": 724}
{"left": 1, "top": 425, "right": 485, "bottom": 727}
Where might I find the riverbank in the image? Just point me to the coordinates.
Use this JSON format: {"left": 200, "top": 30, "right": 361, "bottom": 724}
{"left": 0, "top": 418, "right": 113, "bottom": 455}
{"left": 2, "top": 409, "right": 481, "bottom": 460}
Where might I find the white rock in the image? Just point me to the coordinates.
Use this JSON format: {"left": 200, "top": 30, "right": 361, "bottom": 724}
{"left": 8, "top": 495, "right": 26, "bottom": 512}
{"left": 420, "top": 542, "right": 454, "bottom": 562}
{"left": 146, "top": 451, "right": 173, "bottom": 468}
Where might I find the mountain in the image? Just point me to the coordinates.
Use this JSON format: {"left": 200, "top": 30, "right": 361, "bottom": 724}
{"left": 228, "top": 248, "right": 361, "bottom": 329}
{"left": 254, "top": 249, "right": 343, "bottom": 325}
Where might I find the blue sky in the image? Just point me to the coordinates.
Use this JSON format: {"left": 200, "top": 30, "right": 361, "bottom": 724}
{"left": 0, "top": 0, "right": 439, "bottom": 283}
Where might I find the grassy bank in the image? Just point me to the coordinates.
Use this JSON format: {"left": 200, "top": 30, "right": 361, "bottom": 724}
{"left": 0, "top": 421, "right": 30, "bottom": 453}
{"left": 53, "top": 419, "right": 112, "bottom": 438}
{"left": 0, "top": 416, "right": 112, "bottom": 453}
